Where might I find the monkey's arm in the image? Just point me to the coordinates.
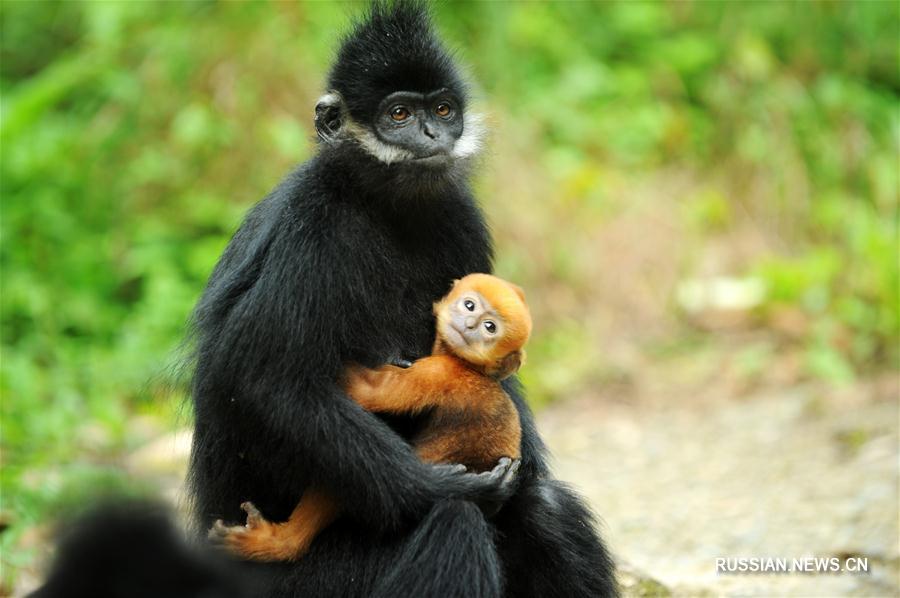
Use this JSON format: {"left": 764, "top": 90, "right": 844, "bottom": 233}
{"left": 344, "top": 356, "right": 476, "bottom": 415}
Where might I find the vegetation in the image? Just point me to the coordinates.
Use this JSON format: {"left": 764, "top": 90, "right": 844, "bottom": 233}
{"left": 1, "top": 1, "right": 897, "bottom": 587}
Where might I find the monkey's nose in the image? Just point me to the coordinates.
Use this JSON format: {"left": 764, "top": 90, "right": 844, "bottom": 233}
{"left": 422, "top": 123, "right": 438, "bottom": 140}
{"left": 465, "top": 316, "right": 477, "bottom": 329}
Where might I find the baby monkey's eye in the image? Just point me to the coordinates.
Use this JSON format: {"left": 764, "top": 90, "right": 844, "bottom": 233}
{"left": 435, "top": 102, "right": 452, "bottom": 117}
{"left": 463, "top": 299, "right": 475, "bottom": 311}
{"left": 390, "top": 106, "right": 411, "bottom": 121}
{"left": 483, "top": 321, "right": 497, "bottom": 334}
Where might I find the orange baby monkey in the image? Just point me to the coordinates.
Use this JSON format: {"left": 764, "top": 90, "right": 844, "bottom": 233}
{"left": 209, "top": 273, "right": 532, "bottom": 562}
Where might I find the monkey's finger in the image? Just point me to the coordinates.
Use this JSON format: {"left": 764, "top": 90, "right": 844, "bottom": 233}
{"left": 208, "top": 519, "right": 243, "bottom": 541}
{"left": 487, "top": 457, "right": 512, "bottom": 478}
{"left": 473, "top": 473, "right": 498, "bottom": 488}
{"left": 501, "top": 459, "right": 521, "bottom": 485}
{"left": 208, "top": 520, "right": 225, "bottom": 539}
{"left": 433, "top": 462, "right": 467, "bottom": 475}
{"left": 240, "top": 501, "right": 263, "bottom": 528}
{"left": 472, "top": 457, "right": 515, "bottom": 484}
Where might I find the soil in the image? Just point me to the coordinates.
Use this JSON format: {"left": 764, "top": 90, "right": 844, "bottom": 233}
{"left": 539, "top": 373, "right": 899, "bottom": 597}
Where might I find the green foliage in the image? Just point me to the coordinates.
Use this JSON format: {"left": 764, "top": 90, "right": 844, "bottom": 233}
{"left": 1, "top": 0, "right": 897, "bottom": 581}
{"left": 443, "top": 0, "right": 898, "bottom": 387}
{"left": 754, "top": 192, "right": 898, "bottom": 379}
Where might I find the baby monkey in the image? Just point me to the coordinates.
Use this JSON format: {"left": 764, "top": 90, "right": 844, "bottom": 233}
{"left": 209, "top": 273, "right": 532, "bottom": 562}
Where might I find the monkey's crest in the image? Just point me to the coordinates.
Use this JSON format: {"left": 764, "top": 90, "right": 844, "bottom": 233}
{"left": 328, "top": 1, "right": 466, "bottom": 125}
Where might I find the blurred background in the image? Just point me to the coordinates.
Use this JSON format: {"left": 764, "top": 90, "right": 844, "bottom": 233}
{"left": 1, "top": 1, "right": 897, "bottom": 596}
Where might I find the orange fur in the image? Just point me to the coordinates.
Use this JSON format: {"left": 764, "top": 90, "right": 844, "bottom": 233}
{"left": 210, "top": 274, "right": 531, "bottom": 562}
{"left": 433, "top": 273, "right": 532, "bottom": 377}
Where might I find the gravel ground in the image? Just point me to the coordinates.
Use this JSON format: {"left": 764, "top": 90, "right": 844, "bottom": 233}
{"left": 539, "top": 377, "right": 899, "bottom": 597}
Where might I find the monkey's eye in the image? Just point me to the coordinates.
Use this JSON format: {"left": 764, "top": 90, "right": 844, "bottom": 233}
{"left": 483, "top": 321, "right": 497, "bottom": 334}
{"left": 435, "top": 102, "right": 452, "bottom": 118}
{"left": 463, "top": 299, "right": 475, "bottom": 311}
{"left": 390, "top": 106, "right": 411, "bottom": 122}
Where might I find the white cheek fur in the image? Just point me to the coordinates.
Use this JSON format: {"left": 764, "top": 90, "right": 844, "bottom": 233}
{"left": 343, "top": 120, "right": 416, "bottom": 165}
{"left": 452, "top": 112, "right": 486, "bottom": 159}
{"left": 342, "top": 113, "right": 486, "bottom": 165}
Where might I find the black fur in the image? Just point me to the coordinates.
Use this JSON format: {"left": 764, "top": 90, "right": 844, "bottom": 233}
{"left": 29, "top": 503, "right": 252, "bottom": 598}
{"left": 182, "top": 2, "right": 617, "bottom": 597}
{"left": 328, "top": 1, "right": 466, "bottom": 124}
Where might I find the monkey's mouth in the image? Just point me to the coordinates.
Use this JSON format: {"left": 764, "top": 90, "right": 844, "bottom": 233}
{"left": 411, "top": 152, "right": 452, "bottom": 165}
{"left": 443, "top": 322, "right": 468, "bottom": 347}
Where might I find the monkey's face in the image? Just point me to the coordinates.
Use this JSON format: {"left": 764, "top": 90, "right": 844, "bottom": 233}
{"left": 434, "top": 274, "right": 532, "bottom": 376}
{"left": 316, "top": 1, "right": 484, "bottom": 169}
{"left": 438, "top": 290, "right": 504, "bottom": 360}
{"left": 316, "top": 90, "right": 483, "bottom": 168}
{"left": 372, "top": 89, "right": 464, "bottom": 163}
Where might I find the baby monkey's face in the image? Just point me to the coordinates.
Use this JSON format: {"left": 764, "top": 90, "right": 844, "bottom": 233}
{"left": 434, "top": 274, "right": 532, "bottom": 373}
{"left": 440, "top": 290, "right": 505, "bottom": 356}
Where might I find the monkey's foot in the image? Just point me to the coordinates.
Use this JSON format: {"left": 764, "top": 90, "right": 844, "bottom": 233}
{"left": 208, "top": 502, "right": 306, "bottom": 562}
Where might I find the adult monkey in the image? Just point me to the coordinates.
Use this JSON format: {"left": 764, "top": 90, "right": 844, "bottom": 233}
{"left": 189, "top": 2, "right": 617, "bottom": 597}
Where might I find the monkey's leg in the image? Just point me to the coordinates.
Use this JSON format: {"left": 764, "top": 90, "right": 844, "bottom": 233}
{"left": 208, "top": 488, "right": 338, "bottom": 562}
{"left": 371, "top": 499, "right": 503, "bottom": 598}
{"left": 496, "top": 479, "right": 618, "bottom": 598}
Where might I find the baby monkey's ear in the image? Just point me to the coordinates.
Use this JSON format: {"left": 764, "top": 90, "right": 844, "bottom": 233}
{"left": 509, "top": 283, "right": 526, "bottom": 303}
{"left": 491, "top": 350, "right": 525, "bottom": 380}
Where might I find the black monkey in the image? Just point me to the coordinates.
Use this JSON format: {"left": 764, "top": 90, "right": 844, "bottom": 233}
{"left": 30, "top": 502, "right": 254, "bottom": 598}
{"left": 188, "top": 2, "right": 617, "bottom": 597}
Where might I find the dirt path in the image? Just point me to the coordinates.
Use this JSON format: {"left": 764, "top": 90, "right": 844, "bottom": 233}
{"left": 538, "top": 377, "right": 899, "bottom": 597}
{"left": 18, "top": 376, "right": 892, "bottom": 598}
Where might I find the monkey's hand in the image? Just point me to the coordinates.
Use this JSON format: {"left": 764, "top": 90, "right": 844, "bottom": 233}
{"left": 208, "top": 502, "right": 309, "bottom": 562}
{"left": 435, "top": 457, "right": 521, "bottom": 518}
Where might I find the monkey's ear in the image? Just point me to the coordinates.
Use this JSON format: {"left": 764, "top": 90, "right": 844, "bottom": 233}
{"left": 491, "top": 350, "right": 525, "bottom": 380}
{"left": 509, "top": 283, "right": 526, "bottom": 303}
{"left": 315, "top": 92, "right": 344, "bottom": 142}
